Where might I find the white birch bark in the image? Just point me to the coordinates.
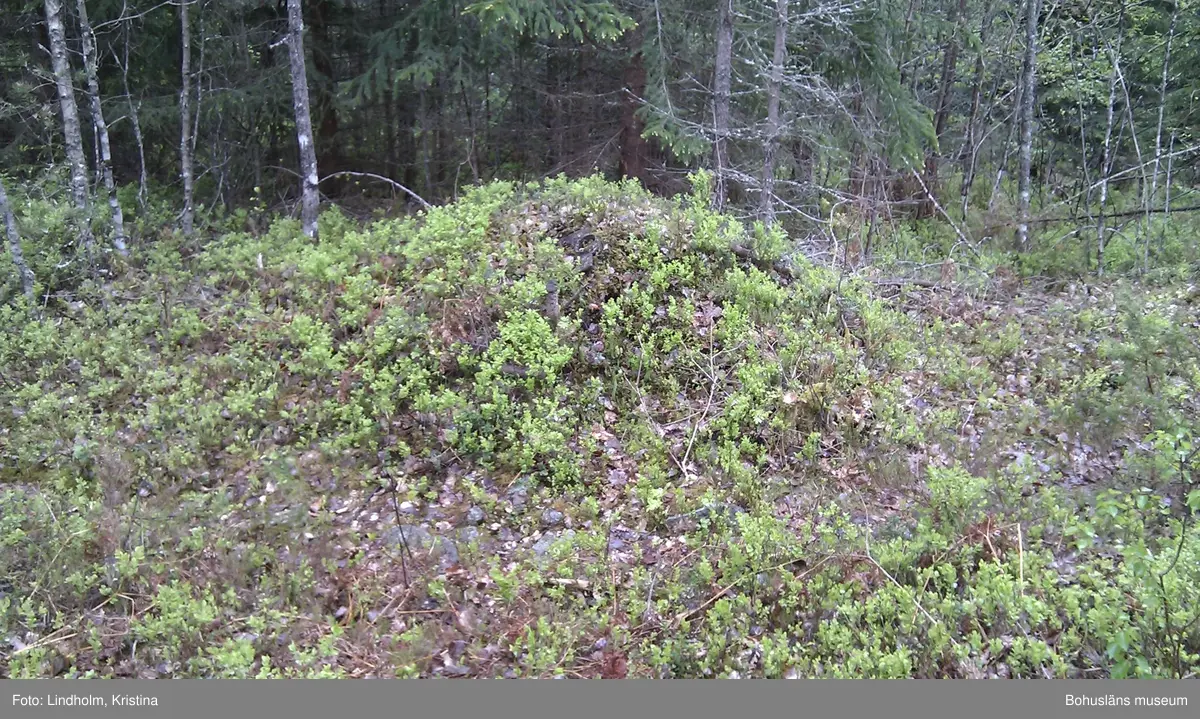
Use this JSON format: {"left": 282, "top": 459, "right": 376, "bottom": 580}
{"left": 1015, "top": 0, "right": 1040, "bottom": 249}
{"left": 287, "top": 0, "right": 320, "bottom": 239}
{"left": 44, "top": 0, "right": 95, "bottom": 255}
{"left": 180, "top": 0, "right": 194, "bottom": 236}
{"left": 0, "top": 177, "right": 35, "bottom": 302}
{"left": 118, "top": 26, "right": 148, "bottom": 213}
{"left": 1096, "top": 25, "right": 1124, "bottom": 277}
{"left": 76, "top": 0, "right": 128, "bottom": 255}
{"left": 1146, "top": 6, "right": 1177, "bottom": 269}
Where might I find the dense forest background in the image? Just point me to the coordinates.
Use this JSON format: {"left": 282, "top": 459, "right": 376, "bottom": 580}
{"left": 3, "top": 0, "right": 1199, "bottom": 288}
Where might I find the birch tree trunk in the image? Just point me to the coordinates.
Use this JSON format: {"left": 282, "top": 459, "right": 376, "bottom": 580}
{"left": 1096, "top": 19, "right": 1125, "bottom": 278}
{"left": 180, "top": 0, "right": 194, "bottom": 236}
{"left": 76, "top": 0, "right": 127, "bottom": 255}
{"left": 0, "top": 177, "right": 35, "bottom": 302}
{"left": 44, "top": 0, "right": 95, "bottom": 255}
{"left": 1164, "top": 132, "right": 1175, "bottom": 220}
{"left": 1015, "top": 0, "right": 1040, "bottom": 250}
{"left": 287, "top": 0, "right": 320, "bottom": 239}
{"left": 1146, "top": 5, "right": 1177, "bottom": 270}
{"left": 759, "top": 0, "right": 787, "bottom": 224}
{"left": 712, "top": 0, "right": 734, "bottom": 211}
{"left": 119, "top": 25, "right": 148, "bottom": 214}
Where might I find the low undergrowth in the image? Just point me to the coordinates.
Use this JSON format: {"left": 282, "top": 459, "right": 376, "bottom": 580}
{"left": 1, "top": 175, "right": 1198, "bottom": 678}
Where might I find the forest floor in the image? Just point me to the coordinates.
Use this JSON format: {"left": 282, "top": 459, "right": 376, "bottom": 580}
{"left": 2, "top": 176, "right": 1199, "bottom": 678}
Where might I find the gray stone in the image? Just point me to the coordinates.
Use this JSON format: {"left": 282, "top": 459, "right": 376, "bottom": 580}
{"left": 387, "top": 525, "right": 433, "bottom": 550}
{"left": 465, "top": 506, "right": 485, "bottom": 525}
{"left": 541, "top": 508, "right": 565, "bottom": 527}
{"left": 386, "top": 525, "right": 458, "bottom": 568}
{"left": 533, "top": 529, "right": 575, "bottom": 557}
{"left": 505, "top": 478, "right": 531, "bottom": 508}
{"left": 436, "top": 539, "right": 459, "bottom": 568}
{"left": 665, "top": 503, "right": 746, "bottom": 532}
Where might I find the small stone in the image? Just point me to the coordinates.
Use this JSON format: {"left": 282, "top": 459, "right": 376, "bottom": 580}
{"left": 465, "top": 506, "right": 485, "bottom": 525}
{"left": 457, "top": 607, "right": 477, "bottom": 633}
{"left": 387, "top": 525, "right": 433, "bottom": 550}
{"left": 505, "top": 479, "right": 531, "bottom": 508}
{"left": 542, "top": 509, "right": 565, "bottom": 527}
{"left": 533, "top": 529, "right": 574, "bottom": 557}
{"left": 434, "top": 538, "right": 459, "bottom": 568}
{"left": 399, "top": 501, "right": 417, "bottom": 515}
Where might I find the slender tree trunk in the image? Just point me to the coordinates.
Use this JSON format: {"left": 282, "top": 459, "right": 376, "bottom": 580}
{"left": 44, "top": 0, "right": 95, "bottom": 255}
{"left": 179, "top": 0, "right": 194, "bottom": 236}
{"left": 958, "top": 3, "right": 991, "bottom": 219}
{"left": 418, "top": 85, "right": 432, "bottom": 196}
{"left": 384, "top": 65, "right": 395, "bottom": 178}
{"left": 192, "top": 5, "right": 205, "bottom": 167}
{"left": 0, "top": 178, "right": 35, "bottom": 302}
{"left": 434, "top": 77, "right": 447, "bottom": 190}
{"left": 542, "top": 51, "right": 560, "bottom": 171}
{"left": 898, "top": 0, "right": 921, "bottom": 88}
{"left": 922, "top": 0, "right": 966, "bottom": 219}
{"left": 1096, "top": 20, "right": 1125, "bottom": 277}
{"left": 958, "top": 7, "right": 988, "bottom": 218}
{"left": 712, "top": 0, "right": 734, "bottom": 211}
{"left": 1015, "top": 0, "right": 1040, "bottom": 250}
{"left": 989, "top": 113, "right": 1016, "bottom": 212}
{"left": 309, "top": 0, "right": 341, "bottom": 193}
{"left": 618, "top": 26, "right": 649, "bottom": 184}
{"left": 118, "top": 25, "right": 148, "bottom": 214}
{"left": 1113, "top": 59, "right": 1146, "bottom": 258}
{"left": 459, "top": 78, "right": 480, "bottom": 184}
{"left": 1071, "top": 38, "right": 1093, "bottom": 230}
{"left": 287, "top": 0, "right": 320, "bottom": 239}
{"left": 1163, "top": 132, "right": 1175, "bottom": 222}
{"left": 759, "top": 0, "right": 787, "bottom": 223}
{"left": 76, "top": 0, "right": 127, "bottom": 255}
{"left": 1146, "top": 5, "right": 1176, "bottom": 270}
{"left": 482, "top": 67, "right": 491, "bottom": 174}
